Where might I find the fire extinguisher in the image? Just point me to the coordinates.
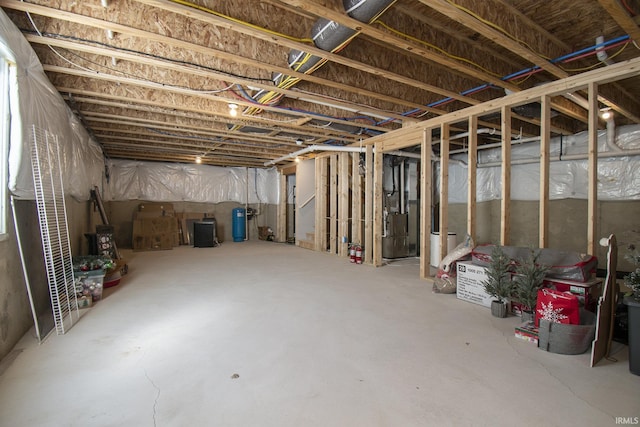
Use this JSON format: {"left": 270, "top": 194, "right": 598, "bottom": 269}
{"left": 355, "top": 244, "right": 363, "bottom": 264}
{"left": 349, "top": 243, "right": 356, "bottom": 263}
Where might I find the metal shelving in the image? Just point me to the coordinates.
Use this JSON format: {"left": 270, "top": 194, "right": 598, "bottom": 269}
{"left": 29, "top": 125, "right": 78, "bottom": 335}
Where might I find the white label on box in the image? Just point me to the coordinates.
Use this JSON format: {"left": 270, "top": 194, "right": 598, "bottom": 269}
{"left": 569, "top": 285, "right": 585, "bottom": 295}
{"left": 456, "top": 261, "right": 493, "bottom": 308}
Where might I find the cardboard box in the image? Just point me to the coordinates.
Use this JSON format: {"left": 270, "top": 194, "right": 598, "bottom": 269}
{"left": 542, "top": 277, "right": 603, "bottom": 312}
{"left": 456, "top": 261, "right": 494, "bottom": 308}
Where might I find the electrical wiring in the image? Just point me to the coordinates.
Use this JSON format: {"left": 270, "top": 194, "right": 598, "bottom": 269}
{"left": 375, "top": 35, "right": 632, "bottom": 127}
{"left": 21, "top": 29, "right": 273, "bottom": 84}
{"left": 374, "top": 19, "right": 503, "bottom": 79}
{"left": 168, "top": 0, "right": 314, "bottom": 44}
{"left": 22, "top": 30, "right": 274, "bottom": 98}
{"left": 621, "top": 0, "right": 637, "bottom": 16}
{"left": 25, "top": 12, "right": 95, "bottom": 74}
{"left": 444, "top": 0, "right": 551, "bottom": 61}
{"left": 560, "top": 41, "right": 630, "bottom": 72}
{"left": 51, "top": 44, "right": 241, "bottom": 95}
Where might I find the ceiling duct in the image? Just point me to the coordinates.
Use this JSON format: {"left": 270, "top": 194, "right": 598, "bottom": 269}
{"left": 256, "top": 0, "right": 397, "bottom": 137}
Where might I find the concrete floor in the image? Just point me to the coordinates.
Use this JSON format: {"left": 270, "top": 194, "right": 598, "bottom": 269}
{"left": 0, "top": 241, "right": 638, "bottom": 427}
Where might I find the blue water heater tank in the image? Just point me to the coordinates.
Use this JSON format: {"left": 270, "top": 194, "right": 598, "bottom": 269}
{"left": 232, "top": 208, "right": 246, "bottom": 242}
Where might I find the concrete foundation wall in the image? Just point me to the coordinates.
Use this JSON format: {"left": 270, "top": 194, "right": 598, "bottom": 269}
{"left": 447, "top": 199, "right": 640, "bottom": 271}
{"left": 106, "top": 201, "right": 278, "bottom": 249}
{"left": 0, "top": 202, "right": 32, "bottom": 361}
{"left": 0, "top": 198, "right": 93, "bottom": 361}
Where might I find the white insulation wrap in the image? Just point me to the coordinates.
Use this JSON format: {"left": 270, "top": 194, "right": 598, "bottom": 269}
{"left": 0, "top": 10, "right": 104, "bottom": 201}
{"left": 444, "top": 124, "right": 640, "bottom": 203}
{"left": 105, "top": 159, "right": 279, "bottom": 204}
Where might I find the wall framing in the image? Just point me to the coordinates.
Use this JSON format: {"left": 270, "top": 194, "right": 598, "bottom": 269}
{"left": 305, "top": 57, "right": 640, "bottom": 275}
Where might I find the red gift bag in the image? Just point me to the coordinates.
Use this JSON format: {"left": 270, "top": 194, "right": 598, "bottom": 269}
{"left": 535, "top": 288, "right": 580, "bottom": 327}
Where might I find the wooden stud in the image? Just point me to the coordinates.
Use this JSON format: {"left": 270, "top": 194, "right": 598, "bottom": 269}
{"left": 420, "top": 129, "right": 433, "bottom": 279}
{"left": 587, "top": 82, "right": 599, "bottom": 255}
{"left": 501, "top": 106, "right": 512, "bottom": 246}
{"left": 539, "top": 95, "right": 551, "bottom": 248}
{"left": 439, "top": 123, "right": 450, "bottom": 262}
{"left": 329, "top": 154, "right": 338, "bottom": 255}
{"left": 467, "top": 116, "right": 478, "bottom": 243}
{"left": 364, "top": 145, "right": 374, "bottom": 265}
{"left": 373, "top": 146, "right": 384, "bottom": 267}
{"left": 315, "top": 156, "right": 328, "bottom": 252}
{"left": 367, "top": 57, "right": 640, "bottom": 152}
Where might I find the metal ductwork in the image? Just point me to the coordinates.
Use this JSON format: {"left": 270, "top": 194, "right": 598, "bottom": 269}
{"left": 344, "top": 0, "right": 397, "bottom": 22}
{"left": 257, "top": 0, "right": 397, "bottom": 140}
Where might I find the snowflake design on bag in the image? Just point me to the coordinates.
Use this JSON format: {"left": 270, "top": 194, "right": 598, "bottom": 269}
{"left": 537, "top": 301, "right": 569, "bottom": 323}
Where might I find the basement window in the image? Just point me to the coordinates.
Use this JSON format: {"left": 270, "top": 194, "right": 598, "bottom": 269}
{"left": 0, "top": 59, "right": 8, "bottom": 238}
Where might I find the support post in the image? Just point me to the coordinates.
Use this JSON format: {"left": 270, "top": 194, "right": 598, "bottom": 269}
{"left": 500, "top": 106, "right": 512, "bottom": 246}
{"left": 587, "top": 82, "right": 599, "bottom": 255}
{"left": 420, "top": 129, "right": 432, "bottom": 279}
{"left": 539, "top": 95, "right": 551, "bottom": 248}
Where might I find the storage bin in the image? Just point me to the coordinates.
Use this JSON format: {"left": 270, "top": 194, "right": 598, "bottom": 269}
{"left": 538, "top": 309, "right": 596, "bottom": 355}
{"left": 74, "top": 270, "right": 105, "bottom": 302}
{"left": 624, "top": 296, "right": 640, "bottom": 376}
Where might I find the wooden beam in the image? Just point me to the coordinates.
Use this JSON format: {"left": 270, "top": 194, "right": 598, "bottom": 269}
{"left": 467, "top": 116, "right": 478, "bottom": 243}
{"left": 4, "top": 1, "right": 425, "bottom": 124}
{"left": 315, "top": 157, "right": 328, "bottom": 252}
{"left": 373, "top": 147, "right": 384, "bottom": 267}
{"left": 439, "top": 123, "right": 450, "bottom": 263}
{"left": 128, "top": 0, "right": 473, "bottom": 108}
{"left": 418, "top": 0, "right": 567, "bottom": 79}
{"left": 539, "top": 95, "right": 551, "bottom": 248}
{"left": 597, "top": 0, "right": 640, "bottom": 44}
{"left": 364, "top": 145, "right": 374, "bottom": 265}
{"left": 62, "top": 89, "right": 362, "bottom": 143}
{"left": 587, "top": 83, "right": 599, "bottom": 255}
{"left": 500, "top": 106, "right": 512, "bottom": 246}
{"left": 29, "top": 34, "right": 403, "bottom": 121}
{"left": 420, "top": 129, "right": 433, "bottom": 279}
{"left": 280, "top": 0, "right": 517, "bottom": 94}
{"left": 44, "top": 64, "right": 389, "bottom": 134}
{"left": 370, "top": 57, "right": 640, "bottom": 152}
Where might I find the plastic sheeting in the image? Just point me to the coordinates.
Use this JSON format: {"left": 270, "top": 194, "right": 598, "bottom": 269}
{"left": 0, "top": 10, "right": 104, "bottom": 201}
{"left": 104, "top": 159, "right": 279, "bottom": 204}
{"left": 443, "top": 124, "right": 640, "bottom": 203}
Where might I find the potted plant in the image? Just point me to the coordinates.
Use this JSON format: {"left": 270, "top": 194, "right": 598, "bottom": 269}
{"left": 623, "top": 243, "right": 640, "bottom": 375}
{"left": 482, "top": 245, "right": 514, "bottom": 318}
{"left": 514, "top": 249, "right": 549, "bottom": 324}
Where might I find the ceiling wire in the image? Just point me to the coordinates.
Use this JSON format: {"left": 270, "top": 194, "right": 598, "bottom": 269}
{"left": 23, "top": 30, "right": 271, "bottom": 93}
{"left": 23, "top": 3, "right": 635, "bottom": 133}
{"left": 444, "top": 0, "right": 552, "bottom": 61}
{"left": 374, "top": 19, "right": 503, "bottom": 79}
{"left": 168, "top": 0, "right": 314, "bottom": 44}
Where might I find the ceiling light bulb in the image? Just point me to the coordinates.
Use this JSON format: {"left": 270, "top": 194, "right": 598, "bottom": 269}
{"left": 228, "top": 103, "right": 238, "bottom": 117}
{"left": 195, "top": 156, "right": 202, "bottom": 164}
{"left": 296, "top": 138, "right": 304, "bottom": 146}
{"left": 600, "top": 110, "right": 612, "bottom": 120}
